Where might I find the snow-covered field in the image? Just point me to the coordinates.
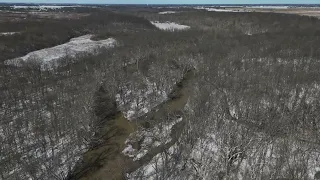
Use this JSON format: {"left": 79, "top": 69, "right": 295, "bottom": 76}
{"left": 195, "top": 5, "right": 291, "bottom": 12}
{"left": 12, "top": 5, "right": 78, "bottom": 10}
{"left": 195, "top": 6, "right": 241, "bottom": 12}
{"left": 206, "top": 8, "right": 238, "bottom": 12}
{"left": 158, "top": 11, "right": 177, "bottom": 14}
{"left": 151, "top": 21, "right": 190, "bottom": 31}
{"left": 247, "top": 6, "right": 290, "bottom": 9}
{"left": 0, "top": 32, "right": 19, "bottom": 36}
{"left": 5, "top": 34, "right": 116, "bottom": 68}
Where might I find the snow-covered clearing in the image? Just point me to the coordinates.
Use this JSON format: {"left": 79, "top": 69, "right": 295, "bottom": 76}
{"left": 158, "top": 11, "right": 177, "bottom": 14}
{"left": 219, "top": 6, "right": 245, "bottom": 8}
{"left": 5, "top": 34, "right": 116, "bottom": 68}
{"left": 247, "top": 6, "right": 290, "bottom": 9}
{"left": 195, "top": 6, "right": 241, "bottom": 12}
{"left": 195, "top": 5, "right": 291, "bottom": 12}
{"left": 206, "top": 8, "right": 237, "bottom": 12}
{"left": 0, "top": 32, "right": 19, "bottom": 36}
{"left": 12, "top": 5, "right": 78, "bottom": 10}
{"left": 151, "top": 21, "right": 190, "bottom": 31}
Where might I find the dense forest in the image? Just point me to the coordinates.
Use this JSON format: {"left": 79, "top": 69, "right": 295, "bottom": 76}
{"left": 1, "top": 5, "right": 320, "bottom": 180}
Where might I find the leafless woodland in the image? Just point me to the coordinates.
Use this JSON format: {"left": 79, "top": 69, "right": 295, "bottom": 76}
{"left": 1, "top": 5, "right": 320, "bottom": 180}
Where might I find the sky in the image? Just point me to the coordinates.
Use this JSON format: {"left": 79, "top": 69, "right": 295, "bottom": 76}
{"left": 0, "top": 0, "right": 319, "bottom": 4}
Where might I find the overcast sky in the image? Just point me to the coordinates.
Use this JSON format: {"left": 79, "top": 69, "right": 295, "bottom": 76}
{"left": 0, "top": 0, "right": 319, "bottom": 4}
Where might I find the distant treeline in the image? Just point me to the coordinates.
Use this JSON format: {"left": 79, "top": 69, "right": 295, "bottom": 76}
{"left": 0, "top": 9, "right": 155, "bottom": 62}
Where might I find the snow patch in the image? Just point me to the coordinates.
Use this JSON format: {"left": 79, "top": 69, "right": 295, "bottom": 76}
{"left": 151, "top": 21, "right": 190, "bottom": 31}
{"left": 247, "top": 6, "right": 289, "bottom": 9}
{"left": 206, "top": 8, "right": 237, "bottom": 12}
{"left": 5, "top": 34, "right": 116, "bottom": 68}
{"left": 12, "top": 5, "right": 77, "bottom": 10}
{"left": 0, "top": 32, "right": 19, "bottom": 36}
{"left": 195, "top": 6, "right": 241, "bottom": 12}
{"left": 122, "top": 144, "right": 136, "bottom": 158}
{"left": 158, "top": 11, "right": 177, "bottom": 14}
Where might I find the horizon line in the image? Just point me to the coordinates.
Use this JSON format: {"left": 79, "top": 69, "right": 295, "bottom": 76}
{"left": 0, "top": 2, "right": 320, "bottom": 5}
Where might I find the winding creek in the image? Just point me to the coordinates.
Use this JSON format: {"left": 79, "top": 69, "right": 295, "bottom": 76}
{"left": 68, "top": 69, "right": 195, "bottom": 180}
